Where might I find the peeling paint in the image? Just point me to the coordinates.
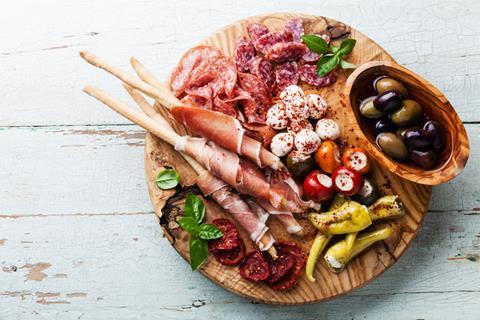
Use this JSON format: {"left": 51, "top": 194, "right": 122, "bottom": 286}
{"left": 0, "top": 239, "right": 7, "bottom": 245}
{"left": 66, "top": 292, "right": 87, "bottom": 298}
{"left": 20, "top": 262, "right": 51, "bottom": 282}
{"left": 53, "top": 273, "right": 68, "bottom": 278}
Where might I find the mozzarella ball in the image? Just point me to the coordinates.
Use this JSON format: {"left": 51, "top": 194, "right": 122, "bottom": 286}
{"left": 315, "top": 118, "right": 340, "bottom": 140}
{"left": 270, "top": 132, "right": 294, "bottom": 157}
{"left": 266, "top": 102, "right": 289, "bottom": 130}
{"left": 306, "top": 94, "right": 328, "bottom": 119}
{"left": 294, "top": 129, "right": 321, "bottom": 154}
{"left": 280, "top": 85, "right": 305, "bottom": 103}
{"left": 285, "top": 96, "right": 309, "bottom": 121}
{"left": 287, "top": 119, "right": 313, "bottom": 136}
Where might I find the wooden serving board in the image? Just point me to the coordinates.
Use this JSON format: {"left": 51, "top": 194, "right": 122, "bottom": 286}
{"left": 144, "top": 13, "right": 432, "bottom": 304}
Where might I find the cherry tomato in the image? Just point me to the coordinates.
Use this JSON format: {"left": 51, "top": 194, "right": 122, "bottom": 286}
{"left": 303, "top": 170, "right": 335, "bottom": 202}
{"left": 314, "top": 141, "right": 342, "bottom": 174}
{"left": 331, "top": 166, "right": 364, "bottom": 196}
{"left": 342, "top": 147, "right": 371, "bottom": 174}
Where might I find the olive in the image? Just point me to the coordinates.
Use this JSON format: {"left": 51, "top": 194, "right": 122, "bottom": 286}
{"left": 373, "top": 90, "right": 403, "bottom": 113}
{"left": 410, "top": 149, "right": 437, "bottom": 169}
{"left": 352, "top": 177, "right": 379, "bottom": 205}
{"left": 359, "top": 96, "right": 385, "bottom": 119}
{"left": 375, "top": 118, "right": 397, "bottom": 135}
{"left": 376, "top": 132, "right": 408, "bottom": 161}
{"left": 390, "top": 99, "right": 423, "bottom": 127}
{"left": 423, "top": 121, "right": 443, "bottom": 150}
{"left": 374, "top": 76, "right": 408, "bottom": 98}
{"left": 286, "top": 151, "right": 316, "bottom": 179}
{"left": 403, "top": 128, "right": 434, "bottom": 149}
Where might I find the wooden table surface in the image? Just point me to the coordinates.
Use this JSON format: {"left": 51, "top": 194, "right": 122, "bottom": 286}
{"left": 1, "top": 0, "right": 479, "bottom": 319}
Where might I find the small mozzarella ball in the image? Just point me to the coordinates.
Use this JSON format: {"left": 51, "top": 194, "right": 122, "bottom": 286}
{"left": 266, "top": 102, "right": 289, "bottom": 130}
{"left": 270, "top": 132, "right": 294, "bottom": 157}
{"left": 316, "top": 118, "right": 340, "bottom": 140}
{"left": 285, "top": 96, "right": 309, "bottom": 121}
{"left": 306, "top": 94, "right": 328, "bottom": 119}
{"left": 294, "top": 129, "right": 321, "bottom": 154}
{"left": 280, "top": 85, "right": 305, "bottom": 104}
{"left": 287, "top": 119, "right": 313, "bottom": 136}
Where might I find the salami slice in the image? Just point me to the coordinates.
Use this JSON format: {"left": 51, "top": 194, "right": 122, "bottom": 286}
{"left": 268, "top": 241, "right": 306, "bottom": 291}
{"left": 238, "top": 72, "right": 272, "bottom": 124}
{"left": 213, "top": 238, "right": 245, "bottom": 266}
{"left": 247, "top": 23, "right": 269, "bottom": 43}
{"left": 249, "top": 56, "right": 274, "bottom": 90}
{"left": 284, "top": 18, "right": 304, "bottom": 42}
{"left": 265, "top": 252, "right": 296, "bottom": 284}
{"left": 234, "top": 36, "right": 255, "bottom": 72}
{"left": 265, "top": 42, "right": 307, "bottom": 63}
{"left": 208, "top": 219, "right": 240, "bottom": 252}
{"left": 239, "top": 251, "right": 270, "bottom": 282}
{"left": 254, "top": 31, "right": 293, "bottom": 54}
{"left": 275, "top": 61, "right": 299, "bottom": 90}
{"left": 299, "top": 64, "right": 337, "bottom": 87}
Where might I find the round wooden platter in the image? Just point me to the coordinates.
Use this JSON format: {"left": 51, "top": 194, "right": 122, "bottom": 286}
{"left": 144, "top": 13, "right": 432, "bottom": 305}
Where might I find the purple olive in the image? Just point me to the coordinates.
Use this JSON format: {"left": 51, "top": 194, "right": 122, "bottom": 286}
{"left": 373, "top": 90, "right": 403, "bottom": 113}
{"left": 410, "top": 149, "right": 437, "bottom": 169}
{"left": 423, "top": 121, "right": 443, "bottom": 150}
{"left": 404, "top": 128, "right": 434, "bottom": 149}
{"left": 375, "top": 118, "right": 397, "bottom": 135}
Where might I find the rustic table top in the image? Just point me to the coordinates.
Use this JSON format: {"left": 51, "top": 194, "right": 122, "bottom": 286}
{"left": 1, "top": 0, "right": 479, "bottom": 319}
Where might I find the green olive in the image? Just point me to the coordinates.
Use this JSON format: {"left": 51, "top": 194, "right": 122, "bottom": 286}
{"left": 374, "top": 76, "right": 408, "bottom": 98}
{"left": 286, "top": 151, "right": 316, "bottom": 178}
{"left": 376, "top": 132, "right": 408, "bottom": 161}
{"left": 359, "top": 96, "right": 385, "bottom": 119}
{"left": 390, "top": 99, "right": 423, "bottom": 127}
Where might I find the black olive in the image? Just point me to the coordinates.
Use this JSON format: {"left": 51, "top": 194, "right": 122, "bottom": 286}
{"left": 403, "top": 128, "right": 434, "bottom": 149}
{"left": 423, "top": 121, "right": 443, "bottom": 150}
{"left": 410, "top": 149, "right": 437, "bottom": 169}
{"left": 373, "top": 90, "right": 403, "bottom": 113}
{"left": 286, "top": 151, "right": 316, "bottom": 179}
{"left": 375, "top": 118, "right": 397, "bottom": 135}
{"left": 352, "top": 177, "right": 379, "bottom": 205}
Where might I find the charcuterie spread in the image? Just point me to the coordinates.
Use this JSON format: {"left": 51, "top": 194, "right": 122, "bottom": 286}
{"left": 79, "top": 13, "right": 468, "bottom": 304}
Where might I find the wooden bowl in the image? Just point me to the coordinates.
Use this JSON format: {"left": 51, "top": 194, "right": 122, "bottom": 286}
{"left": 344, "top": 60, "right": 470, "bottom": 185}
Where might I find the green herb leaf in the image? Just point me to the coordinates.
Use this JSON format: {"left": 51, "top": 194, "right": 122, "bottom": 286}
{"left": 189, "top": 236, "right": 208, "bottom": 271}
{"left": 198, "top": 224, "right": 223, "bottom": 240}
{"left": 329, "top": 44, "right": 339, "bottom": 54}
{"left": 317, "top": 55, "right": 340, "bottom": 76}
{"left": 155, "top": 169, "right": 180, "bottom": 190}
{"left": 184, "top": 193, "right": 205, "bottom": 224}
{"left": 339, "top": 59, "right": 357, "bottom": 69}
{"left": 301, "top": 35, "right": 328, "bottom": 54}
{"left": 178, "top": 216, "right": 199, "bottom": 235}
{"left": 337, "top": 39, "right": 356, "bottom": 57}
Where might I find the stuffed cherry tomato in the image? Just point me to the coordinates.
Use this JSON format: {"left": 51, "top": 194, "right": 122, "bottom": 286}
{"left": 342, "top": 147, "right": 371, "bottom": 174}
{"left": 303, "top": 170, "right": 335, "bottom": 202}
{"left": 314, "top": 141, "right": 342, "bottom": 174}
{"left": 331, "top": 166, "right": 364, "bottom": 196}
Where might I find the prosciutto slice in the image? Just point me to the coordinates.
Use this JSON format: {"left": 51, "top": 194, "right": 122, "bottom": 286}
{"left": 195, "top": 171, "right": 272, "bottom": 250}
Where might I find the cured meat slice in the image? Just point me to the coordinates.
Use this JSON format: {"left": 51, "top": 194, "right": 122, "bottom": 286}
{"left": 170, "top": 46, "right": 223, "bottom": 96}
{"left": 299, "top": 64, "right": 337, "bottom": 87}
{"left": 238, "top": 72, "right": 272, "bottom": 124}
{"left": 234, "top": 36, "right": 255, "bottom": 72}
{"left": 249, "top": 56, "right": 274, "bottom": 90}
{"left": 247, "top": 23, "right": 269, "bottom": 43}
{"left": 254, "top": 31, "right": 293, "bottom": 54}
{"left": 213, "top": 238, "right": 245, "bottom": 265}
{"left": 275, "top": 61, "right": 299, "bottom": 90}
{"left": 265, "top": 42, "right": 307, "bottom": 63}
{"left": 208, "top": 219, "right": 240, "bottom": 252}
{"left": 268, "top": 241, "right": 306, "bottom": 290}
{"left": 265, "top": 252, "right": 296, "bottom": 284}
{"left": 284, "top": 18, "right": 304, "bottom": 42}
{"left": 239, "top": 252, "right": 270, "bottom": 282}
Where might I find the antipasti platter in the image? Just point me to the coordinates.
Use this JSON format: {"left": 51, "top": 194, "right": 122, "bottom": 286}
{"left": 80, "top": 13, "right": 469, "bottom": 304}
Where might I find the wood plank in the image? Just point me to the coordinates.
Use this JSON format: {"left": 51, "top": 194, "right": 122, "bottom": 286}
{"left": 0, "top": 210, "right": 478, "bottom": 319}
{"left": 1, "top": 0, "right": 479, "bottom": 126}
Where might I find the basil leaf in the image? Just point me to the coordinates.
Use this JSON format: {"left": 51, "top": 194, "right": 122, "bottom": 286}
{"left": 317, "top": 55, "right": 340, "bottom": 76}
{"left": 178, "top": 216, "right": 199, "bottom": 235}
{"left": 329, "top": 44, "right": 339, "bottom": 54}
{"left": 301, "top": 34, "right": 328, "bottom": 54}
{"left": 155, "top": 169, "right": 179, "bottom": 190}
{"left": 198, "top": 224, "right": 223, "bottom": 240}
{"left": 337, "top": 39, "right": 356, "bottom": 57}
{"left": 184, "top": 193, "right": 205, "bottom": 224}
{"left": 189, "top": 236, "right": 208, "bottom": 271}
{"left": 339, "top": 59, "right": 357, "bottom": 69}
